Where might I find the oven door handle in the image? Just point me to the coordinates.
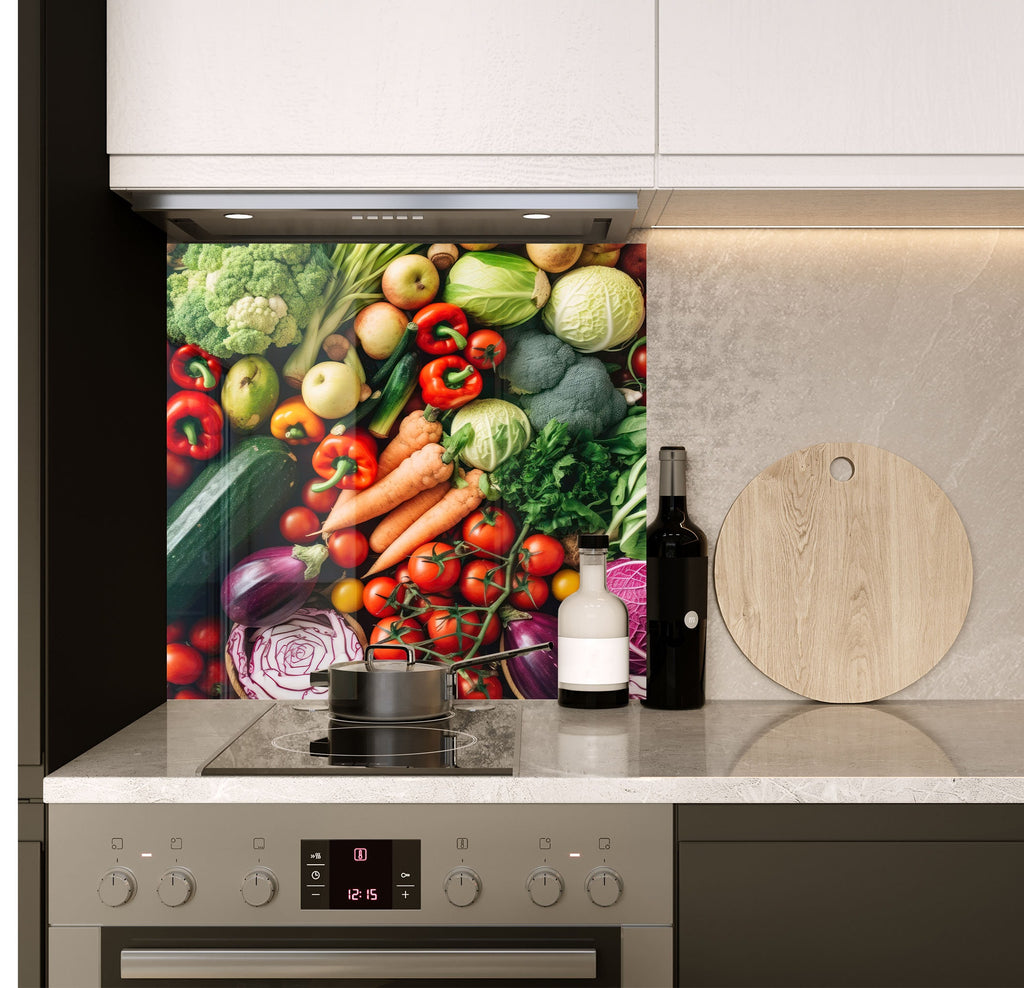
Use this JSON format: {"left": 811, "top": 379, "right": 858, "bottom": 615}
{"left": 121, "top": 947, "right": 598, "bottom": 980}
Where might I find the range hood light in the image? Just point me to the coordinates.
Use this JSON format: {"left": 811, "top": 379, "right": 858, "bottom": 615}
{"left": 224, "top": 212, "right": 254, "bottom": 220}
{"left": 523, "top": 212, "right": 552, "bottom": 220}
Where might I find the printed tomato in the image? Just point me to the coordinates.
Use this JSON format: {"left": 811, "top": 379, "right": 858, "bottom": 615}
{"left": 407, "top": 541, "right": 461, "bottom": 593}
{"left": 518, "top": 534, "right": 565, "bottom": 577}
{"left": 174, "top": 688, "right": 205, "bottom": 699}
{"left": 167, "top": 643, "right": 204, "bottom": 685}
{"left": 551, "top": 568, "right": 581, "bottom": 601}
{"left": 188, "top": 616, "right": 222, "bottom": 655}
{"left": 279, "top": 505, "right": 321, "bottom": 545}
{"left": 461, "top": 507, "right": 517, "bottom": 558}
{"left": 167, "top": 451, "right": 193, "bottom": 490}
{"left": 425, "top": 609, "right": 500, "bottom": 655}
{"left": 509, "top": 572, "right": 550, "bottom": 611}
{"left": 459, "top": 559, "right": 507, "bottom": 607}
{"left": 464, "top": 329, "right": 507, "bottom": 370}
{"left": 197, "top": 658, "right": 224, "bottom": 698}
{"left": 330, "top": 577, "right": 364, "bottom": 614}
{"left": 362, "top": 576, "right": 404, "bottom": 618}
{"left": 327, "top": 529, "right": 369, "bottom": 569}
{"left": 166, "top": 621, "right": 187, "bottom": 644}
{"left": 466, "top": 608, "right": 501, "bottom": 645}
{"left": 301, "top": 478, "right": 338, "bottom": 514}
{"left": 629, "top": 342, "right": 647, "bottom": 381}
{"left": 456, "top": 669, "right": 504, "bottom": 699}
{"left": 369, "top": 616, "right": 425, "bottom": 660}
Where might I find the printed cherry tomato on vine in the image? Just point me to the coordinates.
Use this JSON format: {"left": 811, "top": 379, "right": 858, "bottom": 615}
{"left": 407, "top": 541, "right": 461, "bottom": 593}
{"left": 551, "top": 568, "right": 581, "bottom": 601}
{"left": 509, "top": 572, "right": 550, "bottom": 611}
{"left": 424, "top": 609, "right": 478, "bottom": 655}
{"left": 456, "top": 669, "right": 504, "bottom": 700}
{"left": 629, "top": 342, "right": 647, "bottom": 381}
{"left": 167, "top": 643, "right": 205, "bottom": 685}
{"left": 464, "top": 329, "right": 507, "bottom": 370}
{"left": 166, "top": 451, "right": 193, "bottom": 490}
{"left": 166, "top": 621, "right": 187, "bottom": 644}
{"left": 188, "top": 616, "right": 222, "bottom": 655}
{"left": 327, "top": 529, "right": 369, "bottom": 569}
{"left": 279, "top": 506, "right": 321, "bottom": 545}
{"left": 459, "top": 559, "right": 507, "bottom": 607}
{"left": 369, "top": 616, "right": 426, "bottom": 660}
{"left": 518, "top": 534, "right": 565, "bottom": 577}
{"left": 174, "top": 688, "right": 205, "bottom": 699}
{"left": 301, "top": 478, "right": 339, "bottom": 515}
{"left": 461, "top": 506, "right": 517, "bottom": 557}
{"left": 466, "top": 608, "right": 501, "bottom": 645}
{"left": 363, "top": 576, "right": 404, "bottom": 618}
{"left": 330, "top": 577, "right": 365, "bottom": 614}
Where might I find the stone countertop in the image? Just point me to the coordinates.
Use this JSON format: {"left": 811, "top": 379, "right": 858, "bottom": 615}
{"left": 43, "top": 699, "right": 1024, "bottom": 804}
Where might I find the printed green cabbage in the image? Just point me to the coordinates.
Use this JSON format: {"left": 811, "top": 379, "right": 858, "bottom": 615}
{"left": 451, "top": 399, "right": 533, "bottom": 472}
{"left": 541, "top": 265, "right": 645, "bottom": 353}
{"left": 442, "top": 251, "right": 551, "bottom": 328}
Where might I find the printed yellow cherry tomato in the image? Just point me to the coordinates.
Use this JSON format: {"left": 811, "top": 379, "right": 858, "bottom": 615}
{"left": 330, "top": 577, "right": 365, "bottom": 614}
{"left": 551, "top": 568, "right": 580, "bottom": 601}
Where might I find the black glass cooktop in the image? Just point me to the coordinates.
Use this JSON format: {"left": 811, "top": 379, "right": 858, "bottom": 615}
{"left": 201, "top": 701, "right": 520, "bottom": 776}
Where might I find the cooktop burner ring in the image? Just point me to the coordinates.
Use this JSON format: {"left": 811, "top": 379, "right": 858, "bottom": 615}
{"left": 328, "top": 710, "right": 456, "bottom": 726}
{"left": 269, "top": 725, "right": 479, "bottom": 760}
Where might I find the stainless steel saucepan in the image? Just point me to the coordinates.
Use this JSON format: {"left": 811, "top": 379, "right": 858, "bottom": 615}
{"left": 309, "top": 643, "right": 552, "bottom": 722}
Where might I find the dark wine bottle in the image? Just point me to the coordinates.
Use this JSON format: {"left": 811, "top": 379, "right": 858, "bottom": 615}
{"left": 643, "top": 447, "right": 708, "bottom": 710}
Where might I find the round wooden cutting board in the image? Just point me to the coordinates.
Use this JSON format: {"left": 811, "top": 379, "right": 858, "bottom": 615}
{"left": 714, "top": 442, "right": 972, "bottom": 703}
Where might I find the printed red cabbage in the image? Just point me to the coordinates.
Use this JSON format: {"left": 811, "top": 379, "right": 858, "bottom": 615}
{"left": 606, "top": 558, "right": 647, "bottom": 677}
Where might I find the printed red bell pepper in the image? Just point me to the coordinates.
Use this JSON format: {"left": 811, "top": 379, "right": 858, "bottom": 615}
{"left": 166, "top": 391, "right": 224, "bottom": 461}
{"left": 169, "top": 344, "right": 223, "bottom": 391}
{"left": 418, "top": 355, "right": 483, "bottom": 412}
{"left": 410, "top": 302, "right": 469, "bottom": 355}
{"left": 310, "top": 429, "right": 378, "bottom": 493}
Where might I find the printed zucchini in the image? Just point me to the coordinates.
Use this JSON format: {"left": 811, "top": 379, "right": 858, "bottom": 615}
{"left": 167, "top": 435, "right": 299, "bottom": 617}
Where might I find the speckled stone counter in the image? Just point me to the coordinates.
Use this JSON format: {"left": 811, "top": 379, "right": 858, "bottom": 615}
{"left": 43, "top": 699, "right": 1024, "bottom": 804}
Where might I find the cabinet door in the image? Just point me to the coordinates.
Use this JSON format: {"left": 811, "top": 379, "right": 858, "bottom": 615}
{"left": 108, "top": 0, "right": 655, "bottom": 157}
{"left": 659, "top": 0, "right": 1024, "bottom": 155}
{"left": 676, "top": 840, "right": 1024, "bottom": 987}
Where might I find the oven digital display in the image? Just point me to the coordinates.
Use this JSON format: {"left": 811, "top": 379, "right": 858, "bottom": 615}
{"left": 301, "top": 839, "right": 420, "bottom": 909}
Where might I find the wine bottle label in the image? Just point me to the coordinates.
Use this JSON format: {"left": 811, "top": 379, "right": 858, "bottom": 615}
{"left": 557, "top": 636, "right": 629, "bottom": 691}
{"left": 647, "top": 557, "right": 708, "bottom": 622}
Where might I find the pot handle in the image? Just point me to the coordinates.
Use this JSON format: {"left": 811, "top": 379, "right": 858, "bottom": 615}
{"left": 365, "top": 644, "right": 417, "bottom": 670}
{"left": 446, "top": 642, "right": 553, "bottom": 676}
{"left": 309, "top": 669, "right": 329, "bottom": 687}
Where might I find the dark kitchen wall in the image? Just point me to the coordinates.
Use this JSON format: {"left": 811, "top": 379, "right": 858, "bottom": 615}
{"left": 36, "top": 0, "right": 166, "bottom": 769}
{"left": 646, "top": 227, "right": 1024, "bottom": 700}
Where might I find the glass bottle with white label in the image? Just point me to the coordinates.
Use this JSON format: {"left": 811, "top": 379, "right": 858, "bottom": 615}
{"left": 557, "top": 533, "right": 630, "bottom": 708}
{"left": 643, "top": 446, "right": 707, "bottom": 709}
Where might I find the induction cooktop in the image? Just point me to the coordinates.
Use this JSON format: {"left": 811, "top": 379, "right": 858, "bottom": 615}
{"left": 201, "top": 701, "right": 520, "bottom": 776}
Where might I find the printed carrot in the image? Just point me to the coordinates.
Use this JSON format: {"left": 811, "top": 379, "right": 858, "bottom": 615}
{"left": 375, "top": 409, "right": 443, "bottom": 481}
{"left": 368, "top": 482, "right": 451, "bottom": 554}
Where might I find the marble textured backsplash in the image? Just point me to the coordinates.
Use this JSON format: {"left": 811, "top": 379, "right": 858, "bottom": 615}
{"left": 645, "top": 228, "right": 1023, "bottom": 699}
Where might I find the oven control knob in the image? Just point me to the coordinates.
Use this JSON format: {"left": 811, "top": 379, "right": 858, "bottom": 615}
{"left": 157, "top": 868, "right": 196, "bottom": 907}
{"left": 241, "top": 867, "right": 278, "bottom": 907}
{"left": 585, "top": 867, "right": 623, "bottom": 907}
{"left": 443, "top": 868, "right": 481, "bottom": 907}
{"left": 98, "top": 868, "right": 137, "bottom": 907}
{"left": 526, "top": 867, "right": 564, "bottom": 907}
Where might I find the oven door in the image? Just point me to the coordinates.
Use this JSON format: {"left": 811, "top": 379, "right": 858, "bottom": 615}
{"left": 96, "top": 926, "right": 624, "bottom": 987}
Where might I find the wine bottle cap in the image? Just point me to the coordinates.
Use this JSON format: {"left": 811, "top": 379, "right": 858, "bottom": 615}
{"left": 659, "top": 446, "right": 687, "bottom": 461}
{"left": 578, "top": 533, "right": 609, "bottom": 549}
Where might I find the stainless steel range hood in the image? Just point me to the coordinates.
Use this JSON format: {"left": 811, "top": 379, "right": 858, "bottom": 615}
{"left": 120, "top": 190, "right": 639, "bottom": 243}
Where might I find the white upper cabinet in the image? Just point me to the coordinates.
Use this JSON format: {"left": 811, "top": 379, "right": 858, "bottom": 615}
{"left": 107, "top": 0, "right": 656, "bottom": 189}
{"left": 658, "top": 0, "right": 1024, "bottom": 188}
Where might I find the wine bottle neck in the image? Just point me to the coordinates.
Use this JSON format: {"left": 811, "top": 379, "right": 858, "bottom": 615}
{"left": 659, "top": 455, "right": 687, "bottom": 499}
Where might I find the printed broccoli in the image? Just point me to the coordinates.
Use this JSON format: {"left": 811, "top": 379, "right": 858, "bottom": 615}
{"left": 518, "top": 355, "right": 627, "bottom": 437}
{"left": 166, "top": 243, "right": 333, "bottom": 359}
{"left": 494, "top": 327, "right": 577, "bottom": 395}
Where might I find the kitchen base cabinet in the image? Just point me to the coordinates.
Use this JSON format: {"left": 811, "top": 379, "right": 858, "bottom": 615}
{"left": 675, "top": 806, "right": 1024, "bottom": 988}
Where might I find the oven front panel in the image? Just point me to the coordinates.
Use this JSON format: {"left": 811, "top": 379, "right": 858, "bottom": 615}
{"left": 49, "top": 803, "right": 672, "bottom": 928}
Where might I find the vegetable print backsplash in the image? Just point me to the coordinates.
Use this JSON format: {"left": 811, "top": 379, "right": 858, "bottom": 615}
{"left": 166, "top": 242, "right": 648, "bottom": 701}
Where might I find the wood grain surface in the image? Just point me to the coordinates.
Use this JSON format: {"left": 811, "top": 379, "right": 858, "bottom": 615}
{"left": 714, "top": 442, "right": 972, "bottom": 703}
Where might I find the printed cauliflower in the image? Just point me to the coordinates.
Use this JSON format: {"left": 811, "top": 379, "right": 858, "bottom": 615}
{"left": 166, "top": 243, "right": 333, "bottom": 359}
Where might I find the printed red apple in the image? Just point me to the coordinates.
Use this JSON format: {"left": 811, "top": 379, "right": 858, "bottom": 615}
{"left": 575, "top": 243, "right": 625, "bottom": 267}
{"left": 617, "top": 243, "right": 646, "bottom": 284}
{"left": 353, "top": 301, "right": 409, "bottom": 359}
{"left": 381, "top": 254, "right": 440, "bottom": 310}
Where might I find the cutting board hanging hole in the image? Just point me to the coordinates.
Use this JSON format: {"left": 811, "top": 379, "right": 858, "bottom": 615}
{"left": 830, "top": 456, "right": 854, "bottom": 482}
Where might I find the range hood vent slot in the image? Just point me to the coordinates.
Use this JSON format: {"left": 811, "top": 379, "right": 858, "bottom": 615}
{"left": 122, "top": 191, "right": 638, "bottom": 243}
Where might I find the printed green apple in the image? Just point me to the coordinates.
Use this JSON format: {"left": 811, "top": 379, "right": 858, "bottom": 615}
{"left": 221, "top": 355, "right": 280, "bottom": 432}
{"left": 381, "top": 254, "right": 440, "bottom": 309}
{"left": 301, "top": 360, "right": 361, "bottom": 419}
